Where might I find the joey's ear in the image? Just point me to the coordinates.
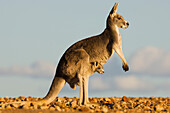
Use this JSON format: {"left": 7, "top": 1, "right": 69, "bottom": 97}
{"left": 95, "top": 62, "right": 98, "bottom": 66}
{"left": 109, "top": 3, "right": 119, "bottom": 18}
{"left": 90, "top": 62, "right": 95, "bottom": 65}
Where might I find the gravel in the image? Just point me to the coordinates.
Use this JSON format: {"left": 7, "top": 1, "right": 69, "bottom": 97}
{"left": 0, "top": 96, "right": 169, "bottom": 112}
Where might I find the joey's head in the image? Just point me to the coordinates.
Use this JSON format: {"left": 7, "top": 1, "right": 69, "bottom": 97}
{"left": 91, "top": 62, "right": 104, "bottom": 74}
{"left": 107, "top": 3, "right": 129, "bottom": 29}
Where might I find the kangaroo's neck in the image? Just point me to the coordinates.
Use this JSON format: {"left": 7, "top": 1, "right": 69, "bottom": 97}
{"left": 97, "top": 24, "right": 121, "bottom": 62}
{"left": 102, "top": 24, "right": 121, "bottom": 44}
{"left": 107, "top": 25, "right": 120, "bottom": 38}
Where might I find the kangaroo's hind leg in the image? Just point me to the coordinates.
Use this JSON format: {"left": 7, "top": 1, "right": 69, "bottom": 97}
{"left": 70, "top": 49, "right": 91, "bottom": 106}
{"left": 70, "top": 49, "right": 98, "bottom": 106}
{"left": 78, "top": 74, "right": 89, "bottom": 106}
{"left": 79, "top": 71, "right": 99, "bottom": 106}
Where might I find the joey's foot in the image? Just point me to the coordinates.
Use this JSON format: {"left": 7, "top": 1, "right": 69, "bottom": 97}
{"left": 98, "top": 69, "right": 104, "bottom": 74}
{"left": 122, "top": 64, "right": 129, "bottom": 72}
{"left": 69, "top": 83, "right": 77, "bottom": 90}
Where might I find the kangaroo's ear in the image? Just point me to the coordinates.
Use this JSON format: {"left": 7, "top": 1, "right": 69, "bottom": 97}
{"left": 109, "top": 3, "right": 119, "bottom": 18}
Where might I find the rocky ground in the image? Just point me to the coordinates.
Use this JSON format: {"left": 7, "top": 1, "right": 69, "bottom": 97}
{"left": 0, "top": 96, "right": 169, "bottom": 113}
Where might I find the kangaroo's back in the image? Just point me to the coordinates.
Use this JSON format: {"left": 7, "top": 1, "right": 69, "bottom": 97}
{"left": 66, "top": 34, "right": 111, "bottom": 62}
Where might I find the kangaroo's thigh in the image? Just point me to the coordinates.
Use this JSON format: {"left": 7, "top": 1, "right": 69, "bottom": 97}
{"left": 74, "top": 49, "right": 90, "bottom": 73}
{"left": 65, "top": 49, "right": 89, "bottom": 74}
{"left": 66, "top": 49, "right": 90, "bottom": 87}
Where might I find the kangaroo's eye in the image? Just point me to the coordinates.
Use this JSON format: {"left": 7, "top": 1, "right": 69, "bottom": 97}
{"left": 118, "top": 17, "right": 121, "bottom": 20}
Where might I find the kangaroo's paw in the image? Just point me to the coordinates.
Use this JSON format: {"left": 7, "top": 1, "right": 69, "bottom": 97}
{"left": 122, "top": 64, "right": 129, "bottom": 72}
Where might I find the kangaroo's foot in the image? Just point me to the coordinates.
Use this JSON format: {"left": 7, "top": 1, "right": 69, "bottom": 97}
{"left": 83, "top": 102, "right": 100, "bottom": 107}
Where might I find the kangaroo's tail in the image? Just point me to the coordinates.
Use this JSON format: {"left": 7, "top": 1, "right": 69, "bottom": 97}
{"left": 39, "top": 76, "right": 66, "bottom": 105}
{"left": 2, "top": 76, "right": 66, "bottom": 106}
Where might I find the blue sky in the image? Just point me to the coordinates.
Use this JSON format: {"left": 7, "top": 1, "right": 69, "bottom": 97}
{"left": 0, "top": 0, "right": 170, "bottom": 98}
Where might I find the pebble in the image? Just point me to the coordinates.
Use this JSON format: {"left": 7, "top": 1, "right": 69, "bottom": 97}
{"left": 10, "top": 103, "right": 20, "bottom": 108}
{"left": 70, "top": 100, "right": 77, "bottom": 107}
{"left": 4, "top": 97, "right": 9, "bottom": 101}
{"left": 18, "top": 96, "right": 26, "bottom": 101}
{"left": 79, "top": 106, "right": 91, "bottom": 112}
{"left": 0, "top": 97, "right": 5, "bottom": 103}
{"left": 55, "top": 106, "right": 61, "bottom": 111}
{"left": 49, "top": 106, "right": 55, "bottom": 111}
{"left": 37, "top": 105, "right": 48, "bottom": 109}
{"left": 154, "top": 104, "right": 164, "bottom": 111}
{"left": 122, "top": 96, "right": 128, "bottom": 102}
{"left": 5, "top": 104, "right": 12, "bottom": 109}
{"left": 102, "top": 106, "right": 109, "bottom": 113}
{"left": 0, "top": 96, "right": 169, "bottom": 112}
{"left": 0, "top": 104, "right": 5, "bottom": 110}
{"left": 20, "top": 105, "right": 29, "bottom": 109}
{"left": 104, "top": 97, "right": 111, "bottom": 102}
{"left": 89, "top": 98, "right": 97, "bottom": 103}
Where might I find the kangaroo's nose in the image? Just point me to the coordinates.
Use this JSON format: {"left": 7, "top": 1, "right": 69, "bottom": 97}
{"left": 126, "top": 22, "right": 129, "bottom": 26}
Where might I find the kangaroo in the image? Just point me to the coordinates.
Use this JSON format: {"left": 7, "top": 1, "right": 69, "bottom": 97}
{"left": 3, "top": 3, "right": 129, "bottom": 106}
{"left": 35, "top": 2, "right": 129, "bottom": 106}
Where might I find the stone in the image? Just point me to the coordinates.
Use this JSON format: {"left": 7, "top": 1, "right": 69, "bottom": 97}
{"left": 70, "top": 100, "right": 77, "bottom": 107}
{"left": 55, "top": 106, "right": 61, "bottom": 112}
{"left": 49, "top": 106, "right": 55, "bottom": 111}
{"left": 154, "top": 104, "right": 164, "bottom": 111}
{"left": 104, "top": 97, "right": 111, "bottom": 102}
{"left": 38, "top": 105, "right": 48, "bottom": 109}
{"left": 146, "top": 101, "right": 151, "bottom": 106}
{"left": 0, "top": 98, "right": 5, "bottom": 103}
{"left": 18, "top": 96, "right": 26, "bottom": 101}
{"left": 122, "top": 96, "right": 128, "bottom": 102}
{"left": 102, "top": 107, "right": 109, "bottom": 113}
{"left": 21, "top": 105, "right": 30, "bottom": 109}
{"left": 79, "top": 106, "right": 91, "bottom": 112}
{"left": 89, "top": 98, "right": 97, "bottom": 103}
{"left": 113, "top": 103, "right": 121, "bottom": 109}
{"left": 5, "top": 104, "right": 12, "bottom": 109}
{"left": 0, "top": 104, "right": 5, "bottom": 109}
{"left": 10, "top": 103, "right": 20, "bottom": 108}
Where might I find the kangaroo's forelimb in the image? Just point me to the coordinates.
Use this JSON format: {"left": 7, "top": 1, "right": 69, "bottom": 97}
{"left": 114, "top": 45, "right": 129, "bottom": 72}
